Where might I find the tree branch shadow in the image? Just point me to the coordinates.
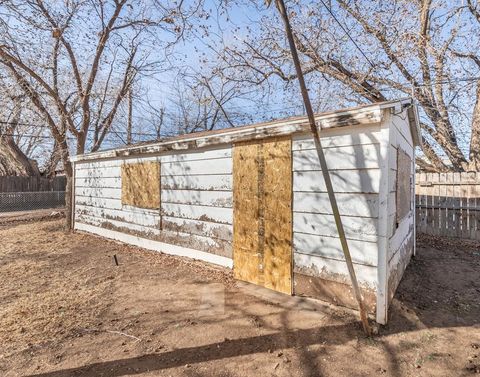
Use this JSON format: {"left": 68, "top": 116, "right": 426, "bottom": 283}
{"left": 27, "top": 322, "right": 360, "bottom": 377}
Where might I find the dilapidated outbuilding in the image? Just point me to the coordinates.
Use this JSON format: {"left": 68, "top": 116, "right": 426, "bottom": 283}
{"left": 71, "top": 98, "right": 421, "bottom": 324}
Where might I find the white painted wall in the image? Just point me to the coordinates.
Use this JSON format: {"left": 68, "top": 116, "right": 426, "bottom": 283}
{"left": 74, "top": 145, "right": 234, "bottom": 264}
{"left": 386, "top": 112, "right": 416, "bottom": 298}
{"left": 375, "top": 109, "right": 416, "bottom": 324}
{"left": 291, "top": 124, "right": 383, "bottom": 290}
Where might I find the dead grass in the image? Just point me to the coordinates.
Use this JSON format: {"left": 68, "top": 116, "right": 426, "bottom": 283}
{"left": 0, "top": 219, "right": 479, "bottom": 377}
{"left": 0, "top": 221, "right": 112, "bottom": 358}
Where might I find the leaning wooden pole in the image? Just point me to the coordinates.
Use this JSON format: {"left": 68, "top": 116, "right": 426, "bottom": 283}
{"left": 269, "top": 0, "right": 372, "bottom": 335}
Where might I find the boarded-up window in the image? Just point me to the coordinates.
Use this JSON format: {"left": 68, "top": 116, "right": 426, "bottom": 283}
{"left": 121, "top": 161, "right": 160, "bottom": 209}
{"left": 396, "top": 149, "right": 412, "bottom": 223}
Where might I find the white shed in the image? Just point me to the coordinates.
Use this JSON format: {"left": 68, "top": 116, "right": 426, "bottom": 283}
{"left": 71, "top": 98, "right": 421, "bottom": 324}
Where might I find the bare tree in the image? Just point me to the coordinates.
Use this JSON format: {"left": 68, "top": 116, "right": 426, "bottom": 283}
{"left": 214, "top": 0, "right": 480, "bottom": 172}
{"left": 0, "top": 75, "right": 66, "bottom": 175}
{"left": 0, "top": 92, "right": 41, "bottom": 176}
{"left": 449, "top": 0, "right": 480, "bottom": 171}
{"left": 127, "top": 86, "right": 134, "bottom": 144}
{"left": 137, "top": 96, "right": 165, "bottom": 140}
{"left": 0, "top": 0, "right": 204, "bottom": 228}
{"left": 0, "top": 76, "right": 49, "bottom": 175}
{"left": 166, "top": 73, "right": 244, "bottom": 135}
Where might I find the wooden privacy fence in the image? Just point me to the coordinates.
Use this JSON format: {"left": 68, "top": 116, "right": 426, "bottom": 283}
{"left": 415, "top": 172, "right": 480, "bottom": 240}
{"left": 0, "top": 176, "right": 66, "bottom": 193}
{"left": 0, "top": 176, "right": 67, "bottom": 212}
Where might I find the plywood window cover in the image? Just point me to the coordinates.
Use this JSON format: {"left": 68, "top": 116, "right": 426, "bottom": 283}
{"left": 121, "top": 161, "right": 160, "bottom": 209}
{"left": 396, "top": 148, "right": 412, "bottom": 223}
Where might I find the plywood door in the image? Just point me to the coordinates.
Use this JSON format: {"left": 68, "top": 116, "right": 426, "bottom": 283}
{"left": 233, "top": 136, "right": 292, "bottom": 294}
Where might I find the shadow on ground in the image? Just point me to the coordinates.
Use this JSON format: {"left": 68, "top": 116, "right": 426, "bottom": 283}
{"left": 1, "top": 220, "right": 479, "bottom": 377}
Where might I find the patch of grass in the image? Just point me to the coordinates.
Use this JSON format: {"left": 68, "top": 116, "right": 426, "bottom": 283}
{"left": 427, "top": 352, "right": 444, "bottom": 361}
{"left": 398, "top": 339, "right": 418, "bottom": 351}
{"left": 419, "top": 331, "right": 437, "bottom": 343}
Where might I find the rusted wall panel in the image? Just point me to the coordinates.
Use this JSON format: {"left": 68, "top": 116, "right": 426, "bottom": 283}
{"left": 294, "top": 273, "right": 376, "bottom": 313}
{"left": 121, "top": 161, "right": 160, "bottom": 209}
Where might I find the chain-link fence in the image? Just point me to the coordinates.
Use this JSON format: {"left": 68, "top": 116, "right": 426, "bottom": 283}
{"left": 0, "top": 191, "right": 65, "bottom": 212}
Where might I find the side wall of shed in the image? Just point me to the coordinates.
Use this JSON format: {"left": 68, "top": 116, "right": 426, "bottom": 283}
{"left": 291, "top": 124, "right": 383, "bottom": 313}
{"left": 384, "top": 110, "right": 416, "bottom": 322}
{"left": 73, "top": 146, "right": 234, "bottom": 267}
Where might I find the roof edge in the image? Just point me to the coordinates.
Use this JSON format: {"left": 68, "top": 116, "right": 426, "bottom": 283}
{"left": 72, "top": 98, "right": 413, "bottom": 163}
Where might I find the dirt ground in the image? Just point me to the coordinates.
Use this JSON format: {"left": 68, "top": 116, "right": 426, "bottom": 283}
{"left": 0, "top": 216, "right": 479, "bottom": 377}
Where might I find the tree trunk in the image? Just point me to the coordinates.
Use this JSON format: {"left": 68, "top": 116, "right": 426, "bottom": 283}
{"left": 64, "top": 170, "right": 73, "bottom": 231}
{"left": 43, "top": 139, "right": 62, "bottom": 178}
{"left": 469, "top": 80, "right": 480, "bottom": 171}
{"left": 58, "top": 137, "right": 73, "bottom": 230}
{"left": 0, "top": 134, "right": 40, "bottom": 176}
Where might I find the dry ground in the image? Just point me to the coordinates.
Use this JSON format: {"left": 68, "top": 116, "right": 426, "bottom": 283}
{"left": 0, "top": 216, "right": 479, "bottom": 377}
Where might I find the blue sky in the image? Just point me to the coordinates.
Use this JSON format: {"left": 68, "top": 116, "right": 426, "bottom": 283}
{"left": 3, "top": 0, "right": 476, "bottom": 163}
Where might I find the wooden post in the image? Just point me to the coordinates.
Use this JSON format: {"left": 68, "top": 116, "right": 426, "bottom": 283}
{"left": 269, "top": 0, "right": 372, "bottom": 335}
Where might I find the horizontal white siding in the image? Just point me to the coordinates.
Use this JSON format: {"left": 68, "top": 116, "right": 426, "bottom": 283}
{"left": 293, "top": 233, "right": 378, "bottom": 266}
{"left": 76, "top": 205, "right": 160, "bottom": 228}
{"left": 293, "top": 144, "right": 380, "bottom": 171}
{"left": 293, "top": 192, "right": 378, "bottom": 217}
{"left": 391, "top": 113, "right": 414, "bottom": 157}
{"left": 292, "top": 124, "right": 382, "bottom": 150}
{"left": 74, "top": 145, "right": 234, "bottom": 260}
{"left": 382, "top": 112, "right": 415, "bottom": 321}
{"left": 75, "top": 222, "right": 232, "bottom": 268}
{"left": 293, "top": 213, "right": 378, "bottom": 242}
{"left": 292, "top": 129, "right": 381, "bottom": 277}
{"left": 161, "top": 175, "right": 232, "bottom": 191}
{"left": 162, "top": 189, "right": 232, "bottom": 208}
{"left": 75, "top": 159, "right": 123, "bottom": 169}
{"left": 294, "top": 253, "right": 377, "bottom": 288}
{"left": 161, "top": 157, "right": 231, "bottom": 176}
{"left": 75, "top": 166, "right": 121, "bottom": 178}
{"left": 293, "top": 170, "right": 381, "bottom": 193}
{"left": 160, "top": 147, "right": 231, "bottom": 163}
{"left": 75, "top": 176, "right": 121, "bottom": 188}
{"left": 76, "top": 197, "right": 123, "bottom": 210}
{"left": 388, "top": 115, "right": 415, "bottom": 261}
{"left": 75, "top": 187, "right": 121, "bottom": 199}
{"left": 77, "top": 213, "right": 159, "bottom": 235}
{"left": 162, "top": 216, "right": 232, "bottom": 241}
{"left": 161, "top": 203, "right": 232, "bottom": 225}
